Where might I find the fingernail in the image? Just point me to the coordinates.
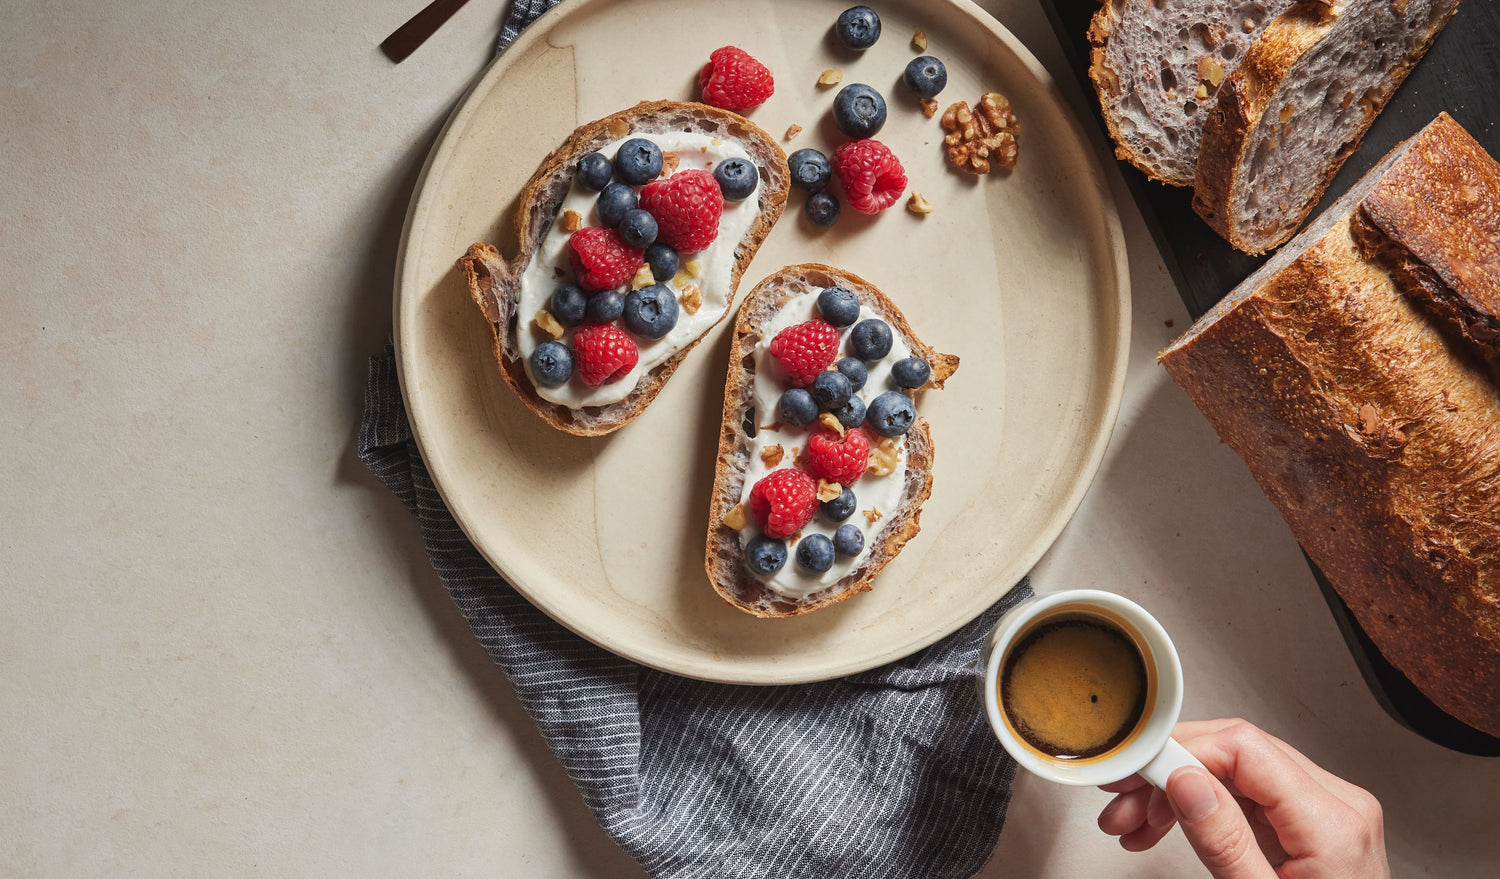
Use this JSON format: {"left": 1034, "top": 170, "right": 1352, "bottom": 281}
{"left": 1168, "top": 768, "right": 1219, "bottom": 822}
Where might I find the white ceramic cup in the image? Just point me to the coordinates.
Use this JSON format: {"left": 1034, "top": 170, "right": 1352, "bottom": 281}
{"left": 979, "top": 589, "right": 1205, "bottom": 787}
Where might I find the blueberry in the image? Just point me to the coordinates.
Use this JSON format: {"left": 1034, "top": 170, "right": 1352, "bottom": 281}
{"left": 645, "top": 242, "right": 679, "bottom": 282}
{"left": 746, "top": 535, "right": 788, "bottom": 576}
{"left": 832, "top": 83, "right": 887, "bottom": 139}
{"left": 622, "top": 283, "right": 679, "bottom": 340}
{"left": 834, "top": 524, "right": 864, "bottom": 557}
{"left": 835, "top": 5, "right": 881, "bottom": 50}
{"left": 597, "top": 182, "right": 637, "bottom": 227}
{"left": 549, "top": 283, "right": 588, "bottom": 328}
{"left": 903, "top": 56, "right": 948, "bottom": 99}
{"left": 577, "top": 152, "right": 613, "bottom": 191}
{"left": 835, "top": 356, "right": 867, "bottom": 391}
{"left": 805, "top": 191, "right": 841, "bottom": 227}
{"left": 831, "top": 395, "right": 866, "bottom": 429}
{"left": 817, "top": 286, "right": 861, "bottom": 327}
{"left": 778, "top": 388, "right": 819, "bottom": 428}
{"left": 822, "top": 486, "right": 857, "bottom": 522}
{"left": 849, "top": 319, "right": 893, "bottom": 360}
{"left": 614, "top": 138, "right": 663, "bottom": 185}
{"left": 809, "top": 370, "right": 852, "bottom": 409}
{"left": 891, "top": 356, "right": 931, "bottom": 389}
{"left": 585, "top": 289, "right": 625, "bottom": 324}
{"left": 867, "top": 391, "right": 915, "bottom": 437}
{"left": 787, "top": 148, "right": 832, "bottom": 192}
{"left": 714, "top": 157, "right": 757, "bottom": 201}
{"left": 796, "top": 534, "right": 836, "bottom": 574}
{"left": 529, "top": 340, "right": 573, "bottom": 386}
{"left": 619, "top": 208, "right": 658, "bottom": 248}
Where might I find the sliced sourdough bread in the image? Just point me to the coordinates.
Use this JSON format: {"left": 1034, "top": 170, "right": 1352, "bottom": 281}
{"left": 1160, "top": 114, "right": 1500, "bottom": 737}
{"left": 1088, "top": 0, "right": 1297, "bottom": 186}
{"left": 459, "top": 101, "right": 789, "bottom": 436}
{"left": 1192, "top": 0, "right": 1461, "bottom": 253}
{"left": 705, "top": 265, "right": 958, "bottom": 618}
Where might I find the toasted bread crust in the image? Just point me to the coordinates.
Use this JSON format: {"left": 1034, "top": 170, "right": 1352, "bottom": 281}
{"left": 458, "top": 101, "right": 790, "bottom": 436}
{"left": 704, "top": 264, "right": 959, "bottom": 618}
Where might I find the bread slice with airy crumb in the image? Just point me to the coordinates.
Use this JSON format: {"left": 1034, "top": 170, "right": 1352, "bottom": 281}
{"left": 459, "top": 101, "right": 790, "bottom": 436}
{"left": 704, "top": 264, "right": 959, "bottom": 618}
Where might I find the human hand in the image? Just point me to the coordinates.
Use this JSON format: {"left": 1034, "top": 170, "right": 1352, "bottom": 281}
{"left": 1096, "top": 719, "right": 1389, "bottom": 878}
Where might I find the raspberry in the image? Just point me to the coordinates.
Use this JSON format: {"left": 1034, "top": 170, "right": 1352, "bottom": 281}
{"left": 572, "top": 323, "right": 639, "bottom": 387}
{"left": 768, "top": 319, "right": 840, "bottom": 387}
{"left": 568, "top": 227, "right": 644, "bottom": 292}
{"left": 832, "top": 138, "right": 907, "bottom": 214}
{"left": 803, "top": 426, "right": 871, "bottom": 487}
{"left": 639, "top": 169, "right": 723, "bottom": 253}
{"left": 698, "top": 46, "right": 775, "bottom": 112}
{"left": 748, "top": 468, "right": 819, "bottom": 539}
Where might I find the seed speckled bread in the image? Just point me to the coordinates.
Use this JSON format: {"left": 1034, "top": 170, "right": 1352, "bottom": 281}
{"left": 705, "top": 264, "right": 959, "bottom": 618}
{"left": 459, "top": 101, "right": 790, "bottom": 436}
{"left": 1161, "top": 115, "right": 1500, "bottom": 737}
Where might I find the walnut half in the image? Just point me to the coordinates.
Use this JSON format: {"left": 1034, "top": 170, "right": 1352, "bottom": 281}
{"left": 940, "top": 92, "right": 1019, "bottom": 175}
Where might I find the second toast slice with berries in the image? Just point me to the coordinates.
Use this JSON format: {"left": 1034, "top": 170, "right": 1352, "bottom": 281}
{"left": 705, "top": 264, "right": 959, "bottom": 618}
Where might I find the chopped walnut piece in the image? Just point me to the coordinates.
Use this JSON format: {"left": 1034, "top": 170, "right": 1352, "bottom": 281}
{"left": 867, "top": 437, "right": 899, "bottom": 476}
{"left": 660, "top": 152, "right": 680, "bottom": 177}
{"left": 631, "top": 264, "right": 656, "bottom": 290}
{"left": 863, "top": 508, "right": 884, "bottom": 525}
{"left": 906, "top": 191, "right": 934, "bottom": 215}
{"left": 913, "top": 29, "right": 927, "bottom": 51}
{"left": 679, "top": 283, "right": 703, "bottom": 316}
{"left": 533, "top": 309, "right": 565, "bottom": 340}
{"left": 785, "top": 123, "right": 803, "bottom": 141}
{"left": 817, "top": 479, "right": 843, "bottom": 502}
{"left": 818, "top": 68, "right": 843, "bottom": 87}
{"left": 562, "top": 209, "right": 583, "bottom": 232}
{"left": 818, "top": 412, "right": 846, "bottom": 437}
{"left": 722, "top": 503, "right": 748, "bottom": 530}
{"left": 607, "top": 118, "right": 629, "bottom": 138}
{"left": 759, "top": 421, "right": 783, "bottom": 432}
{"left": 919, "top": 98, "right": 939, "bottom": 118}
{"left": 760, "top": 444, "right": 784, "bottom": 467}
{"left": 673, "top": 267, "right": 694, "bottom": 287}
{"left": 940, "top": 92, "right": 1019, "bottom": 174}
{"left": 711, "top": 136, "right": 723, "bottom": 146}
{"left": 684, "top": 257, "right": 703, "bottom": 277}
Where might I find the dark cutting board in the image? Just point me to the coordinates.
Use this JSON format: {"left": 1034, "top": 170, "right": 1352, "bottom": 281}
{"left": 1042, "top": 0, "right": 1500, "bottom": 755}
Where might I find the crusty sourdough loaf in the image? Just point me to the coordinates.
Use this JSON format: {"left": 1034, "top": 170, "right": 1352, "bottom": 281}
{"left": 1161, "top": 115, "right": 1500, "bottom": 737}
{"left": 459, "top": 101, "right": 790, "bottom": 436}
{"left": 1087, "top": 0, "right": 1297, "bottom": 186}
{"left": 705, "top": 265, "right": 959, "bottom": 618}
{"left": 1191, "top": 0, "right": 1461, "bottom": 253}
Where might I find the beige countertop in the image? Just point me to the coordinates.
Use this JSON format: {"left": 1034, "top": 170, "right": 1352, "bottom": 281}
{"left": 4, "top": 0, "right": 1497, "bottom": 875}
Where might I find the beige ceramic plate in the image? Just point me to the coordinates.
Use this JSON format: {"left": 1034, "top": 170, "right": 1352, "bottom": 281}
{"left": 394, "top": 0, "right": 1129, "bottom": 684}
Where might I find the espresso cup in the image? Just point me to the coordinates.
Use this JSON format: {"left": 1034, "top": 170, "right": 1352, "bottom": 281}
{"left": 979, "top": 589, "right": 1205, "bottom": 787}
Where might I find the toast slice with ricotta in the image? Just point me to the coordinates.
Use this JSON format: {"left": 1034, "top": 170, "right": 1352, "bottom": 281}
{"left": 459, "top": 101, "right": 790, "bottom": 436}
{"left": 704, "top": 264, "right": 959, "bottom": 618}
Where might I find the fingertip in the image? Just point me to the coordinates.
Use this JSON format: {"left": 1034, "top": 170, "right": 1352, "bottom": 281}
{"left": 1167, "top": 766, "right": 1223, "bottom": 823}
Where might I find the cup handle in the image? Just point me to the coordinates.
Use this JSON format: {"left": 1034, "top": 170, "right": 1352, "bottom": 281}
{"left": 1138, "top": 736, "right": 1207, "bottom": 789}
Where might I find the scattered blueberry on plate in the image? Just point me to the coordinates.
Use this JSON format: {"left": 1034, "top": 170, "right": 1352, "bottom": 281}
{"left": 614, "top": 138, "right": 663, "bottom": 185}
{"left": 622, "top": 283, "right": 679, "bottom": 340}
{"left": 788, "top": 148, "right": 832, "bottom": 192}
{"left": 714, "top": 157, "right": 758, "bottom": 202}
{"left": 805, "top": 192, "right": 841, "bottom": 227}
{"left": 529, "top": 340, "right": 574, "bottom": 386}
{"left": 833, "top": 83, "right": 887, "bottom": 139}
{"left": 835, "top": 5, "right": 881, "bottom": 51}
{"left": 903, "top": 56, "right": 948, "bottom": 99}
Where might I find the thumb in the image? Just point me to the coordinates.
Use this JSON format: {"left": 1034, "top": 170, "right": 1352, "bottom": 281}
{"left": 1166, "top": 767, "right": 1276, "bottom": 879}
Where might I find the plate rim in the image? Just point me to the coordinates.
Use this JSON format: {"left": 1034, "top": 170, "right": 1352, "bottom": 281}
{"left": 391, "top": 0, "right": 1132, "bottom": 684}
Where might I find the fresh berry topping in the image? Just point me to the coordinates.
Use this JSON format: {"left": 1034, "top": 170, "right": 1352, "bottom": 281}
{"left": 903, "top": 56, "right": 948, "bottom": 99}
{"left": 821, "top": 486, "right": 857, "bottom": 522}
{"left": 835, "top": 6, "right": 881, "bottom": 50}
{"left": 585, "top": 289, "right": 625, "bottom": 324}
{"left": 645, "top": 242, "right": 679, "bottom": 282}
{"left": 697, "top": 46, "right": 775, "bottom": 112}
{"left": 891, "top": 356, "right": 932, "bottom": 388}
{"left": 619, "top": 208, "right": 659, "bottom": 248}
{"left": 568, "top": 227, "right": 644, "bottom": 292}
{"left": 805, "top": 192, "right": 841, "bottom": 227}
{"left": 804, "top": 425, "right": 871, "bottom": 486}
{"left": 817, "top": 286, "right": 860, "bottom": 327}
{"left": 714, "top": 157, "right": 758, "bottom": 202}
{"left": 748, "top": 468, "right": 819, "bottom": 539}
{"left": 639, "top": 169, "right": 723, "bottom": 253}
{"left": 529, "top": 340, "right": 574, "bottom": 387}
{"left": 577, "top": 152, "right": 613, "bottom": 191}
{"left": 832, "top": 83, "right": 887, "bottom": 139}
{"left": 832, "top": 139, "right": 907, "bottom": 214}
{"left": 746, "top": 535, "right": 788, "bottom": 576}
{"left": 788, "top": 148, "right": 832, "bottom": 192}
{"left": 572, "top": 323, "right": 639, "bottom": 387}
{"left": 849, "top": 318, "right": 893, "bottom": 360}
{"left": 614, "top": 138, "right": 664, "bottom": 185}
{"left": 830, "top": 395, "right": 866, "bottom": 430}
{"left": 622, "top": 283, "right": 679, "bottom": 340}
{"left": 835, "top": 356, "right": 867, "bottom": 390}
{"left": 833, "top": 524, "right": 864, "bottom": 557}
{"left": 867, "top": 390, "right": 916, "bottom": 437}
{"left": 769, "top": 319, "right": 841, "bottom": 387}
{"left": 549, "top": 283, "right": 588, "bottom": 328}
{"left": 796, "top": 534, "right": 835, "bottom": 573}
{"left": 596, "top": 182, "right": 638, "bottom": 227}
{"left": 778, "top": 388, "right": 819, "bottom": 428}
{"left": 810, "top": 370, "right": 853, "bottom": 409}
